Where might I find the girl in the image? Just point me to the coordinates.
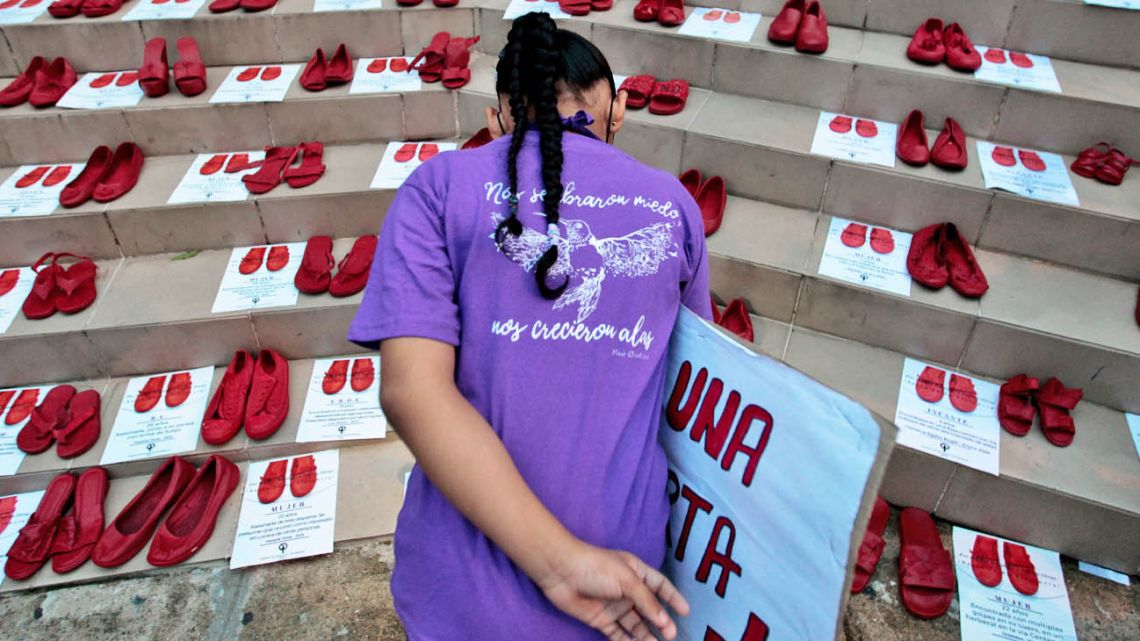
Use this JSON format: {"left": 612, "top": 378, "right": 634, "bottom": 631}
{"left": 349, "top": 13, "right": 710, "bottom": 640}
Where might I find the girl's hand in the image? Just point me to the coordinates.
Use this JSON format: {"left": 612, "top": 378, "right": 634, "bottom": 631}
{"left": 537, "top": 540, "right": 691, "bottom": 641}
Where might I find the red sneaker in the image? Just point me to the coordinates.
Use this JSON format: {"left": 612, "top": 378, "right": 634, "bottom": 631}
{"left": 948, "top": 373, "right": 977, "bottom": 412}
{"left": 930, "top": 117, "right": 967, "bottom": 170}
{"left": 91, "top": 142, "right": 144, "bottom": 204}
{"left": 718, "top": 298, "right": 754, "bottom": 342}
{"left": 851, "top": 497, "right": 889, "bottom": 593}
{"left": 351, "top": 358, "right": 374, "bottom": 392}
{"left": 244, "top": 349, "right": 289, "bottom": 440}
{"left": 295, "top": 235, "right": 335, "bottom": 294}
{"left": 329, "top": 235, "right": 379, "bottom": 298}
{"left": 92, "top": 456, "right": 196, "bottom": 568}
{"left": 239, "top": 247, "right": 266, "bottom": 275}
{"left": 1003, "top": 542, "right": 1039, "bottom": 595}
{"left": 941, "top": 223, "right": 988, "bottom": 298}
{"left": 135, "top": 375, "right": 166, "bottom": 413}
{"left": 991, "top": 145, "right": 1016, "bottom": 167}
{"left": 915, "top": 366, "right": 945, "bottom": 403}
{"left": 266, "top": 245, "right": 290, "bottom": 272}
{"left": 906, "top": 18, "right": 945, "bottom": 65}
{"left": 54, "top": 389, "right": 101, "bottom": 459}
{"left": 258, "top": 460, "right": 287, "bottom": 503}
{"left": 943, "top": 23, "right": 981, "bottom": 72}
{"left": 829, "top": 115, "right": 852, "bottom": 133}
{"left": 906, "top": 223, "right": 949, "bottom": 289}
{"left": 5, "top": 388, "right": 40, "bottom": 425}
{"left": 970, "top": 535, "right": 1001, "bottom": 587}
{"left": 289, "top": 455, "right": 317, "bottom": 498}
{"left": 841, "top": 222, "right": 867, "bottom": 248}
{"left": 695, "top": 175, "right": 725, "bottom": 237}
{"left": 147, "top": 455, "right": 240, "bottom": 567}
{"left": 4, "top": 472, "right": 75, "bottom": 580}
{"left": 795, "top": 0, "right": 828, "bottom": 54}
{"left": 49, "top": 466, "right": 108, "bottom": 573}
{"left": 323, "top": 359, "right": 349, "bottom": 395}
{"left": 1036, "top": 377, "right": 1082, "bottom": 448}
{"left": 998, "top": 373, "right": 1039, "bottom": 436}
{"left": 870, "top": 228, "right": 894, "bottom": 254}
{"left": 60, "top": 145, "right": 113, "bottom": 209}
{"left": 165, "top": 372, "right": 192, "bottom": 408}
{"left": 1017, "top": 149, "right": 1046, "bottom": 172}
{"left": 895, "top": 110, "right": 930, "bottom": 167}
{"left": 767, "top": 0, "right": 804, "bottom": 45}
{"left": 201, "top": 350, "right": 256, "bottom": 445}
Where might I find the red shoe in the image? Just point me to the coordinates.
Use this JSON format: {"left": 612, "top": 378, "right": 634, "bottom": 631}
{"left": 300, "top": 48, "right": 328, "bottom": 92}
{"left": 329, "top": 234, "right": 379, "bottom": 297}
{"left": 829, "top": 115, "right": 852, "bottom": 133}
{"left": 15, "top": 165, "right": 50, "bottom": 188}
{"left": 841, "top": 222, "right": 867, "bottom": 248}
{"left": 441, "top": 36, "right": 478, "bottom": 90}
{"left": 258, "top": 460, "right": 287, "bottom": 503}
{"left": 915, "top": 366, "right": 945, "bottom": 403}
{"left": 325, "top": 43, "right": 354, "bottom": 85}
{"left": 0, "top": 269, "right": 17, "bottom": 297}
{"left": 17, "top": 384, "right": 75, "bottom": 454}
{"left": 239, "top": 247, "right": 266, "bottom": 274}
{"left": 930, "top": 117, "right": 968, "bottom": 170}
{"left": 92, "top": 142, "right": 144, "bottom": 203}
{"left": 851, "top": 496, "right": 889, "bottom": 593}
{"left": 22, "top": 253, "right": 60, "bottom": 320}
{"left": 1070, "top": 142, "right": 1112, "bottom": 179}
{"left": 695, "top": 175, "right": 726, "bottom": 237}
{"left": 165, "top": 372, "right": 192, "bottom": 408}
{"left": 200, "top": 154, "right": 227, "bottom": 176}
{"left": 239, "top": 0, "right": 276, "bottom": 11}
{"left": 632, "top": 0, "right": 659, "bottom": 22}
{"left": 323, "top": 359, "right": 349, "bottom": 394}
{"left": 5, "top": 388, "right": 41, "bottom": 425}
{"left": 173, "top": 37, "right": 207, "bottom": 97}
{"left": 60, "top": 145, "right": 113, "bottom": 208}
{"left": 418, "top": 143, "right": 440, "bottom": 162}
{"left": 295, "top": 235, "right": 335, "bottom": 294}
{"left": 983, "top": 48, "right": 1007, "bottom": 64}
{"left": 648, "top": 79, "right": 689, "bottom": 116}
{"left": 225, "top": 153, "right": 257, "bottom": 173}
{"left": 657, "top": 0, "right": 684, "bottom": 26}
{"left": 0, "top": 390, "right": 13, "bottom": 419}
{"left": 619, "top": 75, "right": 655, "bottom": 110}
{"left": 970, "top": 535, "right": 1001, "bottom": 587}
{"left": 90, "top": 73, "right": 116, "bottom": 89}
{"left": 897, "top": 507, "right": 955, "bottom": 619}
{"left": 767, "top": 0, "right": 804, "bottom": 45}
{"left": 80, "top": 0, "right": 122, "bottom": 16}
{"left": 942, "top": 223, "right": 988, "bottom": 298}
{"left": 49, "top": 466, "right": 108, "bottom": 574}
{"left": 895, "top": 110, "right": 930, "bottom": 167}
{"left": 147, "top": 454, "right": 240, "bottom": 567}
{"left": 679, "top": 168, "right": 702, "bottom": 199}
{"left": 135, "top": 375, "right": 166, "bottom": 413}
{"left": 48, "top": 0, "right": 82, "bottom": 17}
{"left": 855, "top": 119, "right": 878, "bottom": 138}
{"left": 260, "top": 66, "right": 282, "bottom": 81}
{"left": 1095, "top": 149, "right": 1133, "bottom": 186}
{"left": 991, "top": 145, "right": 1016, "bottom": 167}
{"left": 138, "top": 37, "right": 170, "bottom": 98}
{"left": 92, "top": 456, "right": 195, "bottom": 568}
{"left": 870, "top": 228, "right": 894, "bottom": 254}
{"left": 4, "top": 472, "right": 75, "bottom": 580}
{"left": 208, "top": 0, "right": 238, "bottom": 10}
{"left": 943, "top": 23, "right": 981, "bottom": 72}
{"left": 29, "top": 57, "right": 77, "bottom": 108}
{"left": 367, "top": 58, "right": 388, "bottom": 74}
{"left": 244, "top": 349, "right": 289, "bottom": 440}
{"left": 266, "top": 246, "right": 290, "bottom": 272}
{"left": 906, "top": 223, "right": 949, "bottom": 289}
{"left": 0, "top": 57, "right": 45, "bottom": 107}
{"left": 1036, "top": 377, "right": 1082, "bottom": 447}
{"left": 351, "top": 358, "right": 374, "bottom": 392}
{"left": 242, "top": 145, "right": 297, "bottom": 194}
{"left": 948, "top": 374, "right": 977, "bottom": 412}
{"left": 795, "top": 0, "right": 828, "bottom": 54}
{"left": 1004, "top": 542, "right": 1039, "bottom": 595}
{"left": 907, "top": 18, "right": 945, "bottom": 65}
{"left": 236, "top": 66, "right": 261, "bottom": 82}
{"left": 201, "top": 351, "right": 255, "bottom": 445}
{"left": 42, "top": 165, "right": 71, "bottom": 187}
{"left": 1018, "top": 149, "right": 1046, "bottom": 172}
{"left": 393, "top": 143, "right": 417, "bottom": 163}
{"left": 390, "top": 57, "right": 409, "bottom": 73}
{"left": 409, "top": 32, "right": 451, "bottom": 83}
{"left": 54, "top": 389, "right": 101, "bottom": 459}
{"left": 998, "top": 374, "right": 1039, "bottom": 436}
{"left": 115, "top": 71, "right": 139, "bottom": 87}
{"left": 53, "top": 253, "right": 98, "bottom": 315}
{"left": 461, "top": 127, "right": 493, "bottom": 150}
{"left": 719, "top": 298, "right": 754, "bottom": 342}
{"left": 289, "top": 455, "right": 317, "bottom": 498}
{"left": 1009, "top": 52, "right": 1033, "bottom": 69}
{"left": 283, "top": 141, "right": 326, "bottom": 189}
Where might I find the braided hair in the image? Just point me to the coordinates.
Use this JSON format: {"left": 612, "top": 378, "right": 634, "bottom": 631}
{"left": 494, "top": 13, "right": 616, "bottom": 300}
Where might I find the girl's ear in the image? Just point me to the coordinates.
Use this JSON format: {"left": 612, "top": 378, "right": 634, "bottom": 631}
{"left": 486, "top": 106, "right": 506, "bottom": 139}
{"left": 608, "top": 91, "right": 627, "bottom": 141}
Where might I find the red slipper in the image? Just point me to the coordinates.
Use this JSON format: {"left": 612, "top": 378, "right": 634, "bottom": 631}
{"left": 795, "top": 0, "right": 828, "bottom": 53}
{"left": 841, "top": 222, "right": 867, "bottom": 248}
{"left": 242, "top": 145, "right": 297, "bottom": 194}
{"left": 941, "top": 223, "right": 988, "bottom": 298}
{"left": 419, "top": 143, "right": 440, "bottom": 162}
{"left": 258, "top": 460, "right": 287, "bottom": 503}
{"left": 930, "top": 117, "right": 967, "bottom": 170}
{"left": 984, "top": 48, "right": 1007, "bottom": 64}
{"left": 409, "top": 32, "right": 451, "bottom": 83}
{"left": 201, "top": 351, "right": 255, "bottom": 445}
{"left": 679, "top": 168, "right": 702, "bottom": 198}
{"left": 300, "top": 48, "right": 328, "bottom": 92}
{"left": 1036, "top": 377, "right": 1082, "bottom": 447}
{"left": 4, "top": 472, "right": 76, "bottom": 580}
{"left": 648, "top": 79, "right": 689, "bottom": 116}
{"left": 5, "top": 388, "right": 41, "bottom": 425}
{"left": 323, "top": 359, "right": 349, "bottom": 395}
{"left": 855, "top": 119, "right": 878, "bottom": 138}
{"left": 17, "top": 384, "right": 75, "bottom": 454}
{"left": 200, "top": 154, "right": 227, "bottom": 176}
{"left": 239, "top": 247, "right": 266, "bottom": 274}
{"left": 695, "top": 175, "right": 725, "bottom": 237}
{"left": 394, "top": 143, "right": 417, "bottom": 163}
{"left": 991, "top": 145, "right": 1016, "bottom": 167}
{"left": 970, "top": 534, "right": 1001, "bottom": 587}
{"left": 907, "top": 18, "right": 945, "bottom": 65}
{"left": 49, "top": 466, "right": 108, "bottom": 573}
{"left": 92, "top": 142, "right": 144, "bottom": 204}
{"left": 54, "top": 389, "right": 101, "bottom": 459}
{"left": 325, "top": 43, "right": 354, "bottom": 85}
{"left": 851, "top": 496, "right": 889, "bottom": 593}
{"left": 897, "top": 507, "right": 955, "bottom": 619}
{"left": 173, "top": 36, "right": 207, "bottom": 97}
{"left": 135, "top": 375, "right": 166, "bottom": 413}
{"left": 22, "top": 253, "right": 61, "bottom": 320}
{"left": 948, "top": 373, "right": 977, "bottom": 412}
{"left": 632, "top": 0, "right": 659, "bottom": 22}
{"left": 896, "top": 110, "right": 930, "bottom": 167}
{"left": 906, "top": 223, "right": 948, "bottom": 289}
{"left": 165, "top": 372, "right": 192, "bottom": 408}
{"left": 266, "top": 246, "right": 289, "bottom": 272}
{"left": 943, "top": 23, "right": 981, "bottom": 72}
{"left": 870, "top": 228, "right": 894, "bottom": 254}
{"left": 329, "top": 235, "right": 378, "bottom": 297}
{"left": 1018, "top": 150, "right": 1046, "bottom": 172}
{"left": 718, "top": 298, "right": 754, "bottom": 342}
{"left": 92, "top": 456, "right": 195, "bottom": 568}
{"left": 619, "top": 74, "right": 655, "bottom": 110}
{"left": 244, "top": 349, "right": 289, "bottom": 440}
{"left": 1003, "top": 542, "right": 1039, "bottom": 595}
{"left": 290, "top": 455, "right": 317, "bottom": 498}
{"left": 768, "top": 0, "right": 804, "bottom": 45}
{"left": 351, "top": 358, "right": 374, "bottom": 392}
{"left": 60, "top": 145, "right": 113, "bottom": 209}
{"left": 53, "top": 253, "right": 98, "bottom": 315}
{"left": 915, "top": 366, "right": 945, "bottom": 403}
{"left": 283, "top": 141, "right": 326, "bottom": 189}
{"left": 461, "top": 128, "right": 493, "bottom": 150}
{"left": 829, "top": 115, "right": 852, "bottom": 134}
{"left": 1009, "top": 52, "right": 1034, "bottom": 69}
{"left": 998, "top": 374, "right": 1039, "bottom": 436}
{"left": 147, "top": 454, "right": 240, "bottom": 567}
{"left": 138, "top": 37, "right": 169, "bottom": 98}
{"left": 295, "top": 235, "right": 335, "bottom": 294}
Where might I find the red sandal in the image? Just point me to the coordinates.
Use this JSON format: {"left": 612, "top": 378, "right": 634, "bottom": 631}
{"left": 1036, "top": 377, "right": 1082, "bottom": 447}
{"left": 22, "top": 252, "right": 62, "bottom": 320}
{"left": 283, "top": 141, "right": 326, "bottom": 189}
{"left": 851, "top": 496, "right": 889, "bottom": 593}
{"left": 4, "top": 472, "right": 76, "bottom": 580}
{"left": 970, "top": 534, "right": 1001, "bottom": 587}
{"left": 295, "top": 235, "right": 335, "bottom": 294}
{"left": 647, "top": 79, "right": 688, "bottom": 116}
{"left": 173, "top": 36, "right": 207, "bottom": 97}
{"left": 242, "top": 145, "right": 298, "bottom": 194}
{"left": 329, "top": 234, "right": 378, "bottom": 297}
{"left": 619, "top": 74, "right": 655, "bottom": 110}
{"left": 998, "top": 374, "right": 1039, "bottom": 436}
{"left": 409, "top": 31, "right": 451, "bottom": 83}
{"left": 53, "top": 253, "right": 98, "bottom": 315}
{"left": 915, "top": 366, "right": 945, "bottom": 403}
{"left": 897, "top": 507, "right": 955, "bottom": 619}
{"left": 441, "top": 36, "right": 479, "bottom": 89}
{"left": 1095, "top": 149, "right": 1132, "bottom": 186}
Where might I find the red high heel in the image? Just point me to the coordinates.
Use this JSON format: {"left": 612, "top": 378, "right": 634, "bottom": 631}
{"left": 173, "top": 36, "right": 207, "bottom": 97}
{"left": 60, "top": 145, "right": 113, "bottom": 208}
{"left": 283, "top": 141, "right": 325, "bottom": 189}
{"left": 139, "top": 37, "right": 170, "bottom": 98}
{"left": 92, "top": 142, "right": 144, "bottom": 203}
{"left": 242, "top": 146, "right": 298, "bottom": 194}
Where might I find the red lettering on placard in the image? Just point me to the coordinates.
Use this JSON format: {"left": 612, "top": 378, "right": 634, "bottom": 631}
{"left": 674, "top": 485, "right": 713, "bottom": 563}
{"left": 691, "top": 379, "right": 742, "bottom": 460}
{"left": 705, "top": 614, "right": 770, "bottom": 641}
{"left": 721, "top": 404, "right": 773, "bottom": 487}
{"left": 667, "top": 360, "right": 705, "bottom": 432}
{"left": 696, "top": 516, "right": 742, "bottom": 597}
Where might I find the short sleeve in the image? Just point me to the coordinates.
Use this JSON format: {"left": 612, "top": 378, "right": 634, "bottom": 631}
{"left": 678, "top": 193, "right": 713, "bottom": 321}
{"left": 347, "top": 174, "right": 461, "bottom": 350}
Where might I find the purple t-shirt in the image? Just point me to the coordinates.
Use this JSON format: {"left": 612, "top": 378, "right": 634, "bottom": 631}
{"left": 348, "top": 130, "right": 711, "bottom": 640}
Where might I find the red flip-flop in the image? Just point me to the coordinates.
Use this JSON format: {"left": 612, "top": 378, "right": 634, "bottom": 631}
{"left": 870, "top": 228, "right": 894, "bottom": 254}
{"left": 915, "top": 366, "right": 945, "bottom": 403}
{"left": 295, "top": 235, "right": 335, "bottom": 294}
{"left": 239, "top": 246, "right": 266, "bottom": 274}
{"left": 135, "top": 375, "right": 166, "bottom": 413}
{"left": 323, "top": 359, "right": 349, "bottom": 394}
{"left": 350, "top": 358, "right": 374, "bottom": 392}
{"left": 1003, "top": 542, "right": 1039, "bottom": 595}
{"left": 619, "top": 74, "right": 655, "bottom": 110}
{"left": 1036, "top": 377, "right": 1082, "bottom": 447}
{"left": 165, "top": 372, "right": 192, "bottom": 408}
{"left": 54, "top": 389, "right": 101, "bottom": 459}
{"left": 841, "top": 222, "right": 867, "bottom": 248}
{"left": 647, "top": 79, "right": 689, "bottom": 116}
{"left": 4, "top": 472, "right": 76, "bottom": 581}
{"left": 851, "top": 497, "right": 889, "bottom": 593}
{"left": 829, "top": 115, "right": 852, "bottom": 134}
{"left": 970, "top": 534, "right": 1001, "bottom": 587}
{"left": 1018, "top": 150, "right": 1046, "bottom": 172}
{"left": 897, "top": 507, "right": 955, "bottom": 619}
{"left": 948, "top": 374, "right": 977, "bottom": 412}
{"left": 695, "top": 175, "right": 725, "bottom": 237}
{"left": 855, "top": 119, "right": 878, "bottom": 138}
{"left": 53, "top": 253, "right": 98, "bottom": 315}
{"left": 329, "top": 235, "right": 378, "bottom": 297}
{"left": 266, "top": 246, "right": 290, "bottom": 272}
{"left": 17, "top": 384, "right": 75, "bottom": 454}
{"left": 224, "top": 153, "right": 257, "bottom": 173}
{"left": 991, "top": 146, "right": 1016, "bottom": 167}
{"left": 998, "top": 374, "right": 1039, "bottom": 436}
{"left": 718, "top": 298, "right": 754, "bottom": 342}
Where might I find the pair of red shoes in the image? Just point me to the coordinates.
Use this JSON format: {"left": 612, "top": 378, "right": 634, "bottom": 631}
{"left": 323, "top": 358, "right": 374, "bottom": 394}
{"left": 13, "top": 164, "right": 72, "bottom": 189}
{"left": 135, "top": 372, "right": 192, "bottom": 412}
{"left": 394, "top": 142, "right": 440, "bottom": 163}
{"left": 619, "top": 76, "right": 689, "bottom": 116}
{"left": 4, "top": 467, "right": 109, "bottom": 580}
{"left": 841, "top": 223, "right": 894, "bottom": 253}
{"left": 409, "top": 32, "right": 479, "bottom": 89}
{"left": 240, "top": 245, "right": 290, "bottom": 274}
{"left": 236, "top": 66, "right": 282, "bottom": 82}
{"left": 48, "top": 0, "right": 121, "bottom": 17}
{"left": 89, "top": 71, "right": 138, "bottom": 89}
{"left": 991, "top": 145, "right": 1046, "bottom": 172}
{"left": 22, "top": 252, "right": 97, "bottom": 320}
{"left": 365, "top": 57, "right": 410, "bottom": 74}
{"left": 16, "top": 385, "right": 101, "bottom": 458}
{"left": 768, "top": 0, "right": 829, "bottom": 54}
{"left": 295, "top": 235, "right": 378, "bottom": 297}
{"left": 61, "top": 142, "right": 145, "bottom": 208}
{"left": 896, "top": 110, "right": 967, "bottom": 170}
{"left": 1071, "top": 143, "right": 1133, "bottom": 186}
{"left": 209, "top": 0, "right": 273, "bottom": 12}
{"left": 200, "top": 152, "right": 257, "bottom": 175}
{"left": 906, "top": 222, "right": 988, "bottom": 298}
{"left": 998, "top": 374, "right": 1083, "bottom": 447}
{"left": 0, "top": 57, "right": 76, "bottom": 108}
{"left": 633, "top": 0, "right": 684, "bottom": 27}
{"left": 982, "top": 48, "right": 1034, "bottom": 69}
{"left": 907, "top": 19, "right": 981, "bottom": 72}
{"left": 258, "top": 455, "right": 316, "bottom": 503}
{"left": 915, "top": 366, "right": 977, "bottom": 412}
{"left": 709, "top": 296, "right": 754, "bottom": 342}
{"left": 679, "top": 168, "right": 725, "bottom": 237}
{"left": 201, "top": 349, "right": 290, "bottom": 445}
{"left": 242, "top": 142, "right": 325, "bottom": 194}
{"left": 970, "top": 534, "right": 1038, "bottom": 595}
{"left": 559, "top": 0, "right": 609, "bottom": 15}
{"left": 0, "top": 388, "right": 40, "bottom": 425}
{"left": 301, "top": 44, "right": 353, "bottom": 92}
{"left": 829, "top": 115, "right": 878, "bottom": 138}
{"left": 138, "top": 37, "right": 207, "bottom": 98}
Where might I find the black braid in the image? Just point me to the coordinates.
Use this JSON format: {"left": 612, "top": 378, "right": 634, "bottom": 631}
{"left": 530, "top": 17, "right": 568, "bottom": 299}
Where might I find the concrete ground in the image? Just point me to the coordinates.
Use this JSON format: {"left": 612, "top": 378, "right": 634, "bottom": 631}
{"left": 0, "top": 515, "right": 1136, "bottom": 641}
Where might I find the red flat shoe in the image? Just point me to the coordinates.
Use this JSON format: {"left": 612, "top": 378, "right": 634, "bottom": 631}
{"left": 461, "top": 127, "right": 492, "bottom": 150}
{"left": 207, "top": 0, "right": 238, "bottom": 10}
{"left": 991, "top": 145, "right": 1016, "bottom": 167}
{"left": 244, "top": 349, "right": 289, "bottom": 440}
{"left": 1018, "top": 150, "right": 1046, "bottom": 172}
{"left": 897, "top": 507, "right": 955, "bottom": 619}
{"left": 1037, "top": 377, "right": 1082, "bottom": 448}
{"left": 80, "top": 0, "right": 122, "bottom": 16}
{"left": 795, "top": 0, "right": 828, "bottom": 54}
{"left": 0, "top": 269, "right": 18, "bottom": 297}
{"left": 295, "top": 235, "right": 335, "bottom": 294}
{"left": 17, "top": 384, "right": 75, "bottom": 454}
{"left": 283, "top": 141, "right": 325, "bottom": 189}
{"left": 289, "top": 455, "right": 316, "bottom": 498}
{"left": 258, "top": 460, "right": 287, "bottom": 503}
{"left": 851, "top": 496, "right": 889, "bottom": 593}
{"left": 239, "top": 246, "right": 266, "bottom": 274}
{"left": 941, "top": 223, "right": 988, "bottom": 298}
{"left": 619, "top": 74, "right": 655, "bottom": 110}
{"left": 948, "top": 373, "right": 977, "bottom": 412}
{"left": 260, "top": 66, "right": 281, "bottom": 81}
{"left": 998, "top": 374, "right": 1039, "bottom": 436}
{"left": 418, "top": 143, "right": 440, "bottom": 162}
{"left": 92, "top": 142, "right": 144, "bottom": 203}
{"left": 329, "top": 234, "right": 378, "bottom": 297}
{"left": 695, "top": 175, "right": 725, "bottom": 237}
{"left": 5, "top": 388, "right": 41, "bottom": 425}
{"left": 0, "top": 57, "right": 45, "bottom": 107}
{"left": 135, "top": 375, "right": 166, "bottom": 413}
{"left": 242, "top": 145, "right": 297, "bottom": 194}
{"left": 895, "top": 110, "right": 930, "bottom": 167}
{"left": 351, "top": 358, "right": 374, "bottom": 392}
{"left": 367, "top": 58, "right": 387, "bottom": 74}
{"left": 323, "top": 359, "right": 349, "bottom": 395}
{"left": 48, "top": 0, "right": 82, "bottom": 17}
{"left": 200, "top": 154, "right": 227, "bottom": 176}
{"left": 1009, "top": 52, "right": 1033, "bottom": 69}
{"left": 42, "top": 165, "right": 72, "bottom": 187}
{"left": 147, "top": 454, "right": 240, "bottom": 567}
{"left": 15, "top": 165, "right": 50, "bottom": 188}
{"left": 841, "top": 222, "right": 867, "bottom": 248}
{"left": 139, "top": 37, "right": 169, "bottom": 98}
{"left": 201, "top": 351, "right": 255, "bottom": 445}
{"left": 29, "top": 57, "right": 77, "bottom": 108}
{"left": 768, "top": 0, "right": 804, "bottom": 44}
{"left": 719, "top": 298, "right": 754, "bottom": 342}
{"left": 300, "top": 48, "right": 328, "bottom": 92}
{"left": 53, "top": 253, "right": 98, "bottom": 315}
{"left": 115, "top": 71, "right": 139, "bottom": 87}
{"left": 1070, "top": 142, "right": 1112, "bottom": 179}
{"left": 60, "top": 145, "right": 113, "bottom": 209}
{"left": 970, "top": 535, "right": 1001, "bottom": 587}
{"left": 393, "top": 143, "right": 417, "bottom": 163}
{"left": 829, "top": 115, "right": 852, "bottom": 133}
{"left": 173, "top": 37, "right": 207, "bottom": 97}
{"left": 1003, "top": 542, "right": 1039, "bottom": 595}
{"left": 1094, "top": 149, "right": 1132, "bottom": 186}
{"left": 855, "top": 119, "right": 878, "bottom": 138}
{"left": 930, "top": 117, "right": 967, "bottom": 170}
{"left": 225, "top": 153, "right": 257, "bottom": 173}
{"left": 49, "top": 466, "right": 108, "bottom": 574}
{"left": 984, "top": 48, "right": 1007, "bottom": 64}
{"left": 657, "top": 0, "right": 684, "bottom": 26}
{"left": 89, "top": 73, "right": 116, "bottom": 89}
{"left": 906, "top": 223, "right": 948, "bottom": 289}
{"left": 632, "top": 0, "right": 659, "bottom": 21}
{"left": 944, "top": 23, "right": 981, "bottom": 72}
{"left": 92, "top": 456, "right": 195, "bottom": 568}
{"left": 236, "top": 66, "right": 261, "bottom": 82}
{"left": 325, "top": 44, "right": 354, "bottom": 85}
{"left": 165, "top": 372, "right": 192, "bottom": 408}
{"left": 4, "top": 472, "right": 75, "bottom": 580}
{"left": 907, "top": 18, "right": 945, "bottom": 65}
{"left": 22, "top": 253, "right": 61, "bottom": 320}
{"left": 266, "top": 246, "right": 289, "bottom": 272}
{"left": 679, "top": 168, "right": 702, "bottom": 199}
{"left": 870, "top": 228, "right": 894, "bottom": 254}
{"left": 648, "top": 79, "right": 689, "bottom": 116}
{"left": 409, "top": 32, "right": 451, "bottom": 83}
{"left": 54, "top": 389, "right": 101, "bottom": 459}
{"left": 238, "top": 0, "right": 276, "bottom": 11}
{"left": 915, "top": 366, "right": 945, "bottom": 403}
